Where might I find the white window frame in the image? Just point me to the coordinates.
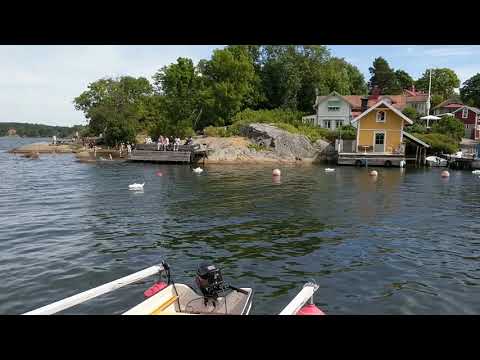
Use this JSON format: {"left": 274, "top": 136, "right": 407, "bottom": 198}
{"left": 335, "top": 120, "right": 343, "bottom": 128}
{"left": 324, "top": 120, "right": 331, "bottom": 129}
{"left": 373, "top": 131, "right": 386, "bottom": 152}
{"left": 462, "top": 108, "right": 468, "bottom": 119}
{"left": 376, "top": 111, "right": 386, "bottom": 122}
{"left": 327, "top": 100, "right": 341, "bottom": 112}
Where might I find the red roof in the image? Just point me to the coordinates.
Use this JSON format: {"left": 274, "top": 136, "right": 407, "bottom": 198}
{"left": 341, "top": 95, "right": 406, "bottom": 110}
{"left": 444, "top": 103, "right": 463, "bottom": 108}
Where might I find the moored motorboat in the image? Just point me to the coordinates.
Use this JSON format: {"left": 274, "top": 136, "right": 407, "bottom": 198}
{"left": 426, "top": 156, "right": 447, "bottom": 167}
{"left": 22, "top": 262, "right": 324, "bottom": 315}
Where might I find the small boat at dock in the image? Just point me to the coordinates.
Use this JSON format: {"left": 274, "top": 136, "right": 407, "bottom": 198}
{"left": 22, "top": 261, "right": 323, "bottom": 315}
{"left": 426, "top": 156, "right": 447, "bottom": 167}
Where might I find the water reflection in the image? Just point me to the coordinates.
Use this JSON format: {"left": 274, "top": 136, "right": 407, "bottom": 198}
{"left": 3, "top": 138, "right": 480, "bottom": 314}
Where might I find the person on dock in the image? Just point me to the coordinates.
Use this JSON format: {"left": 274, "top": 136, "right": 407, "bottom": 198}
{"left": 164, "top": 136, "right": 170, "bottom": 151}
{"left": 174, "top": 137, "right": 180, "bottom": 151}
{"left": 52, "top": 135, "right": 57, "bottom": 145}
{"left": 157, "top": 135, "right": 163, "bottom": 151}
{"left": 127, "top": 143, "right": 132, "bottom": 155}
{"left": 184, "top": 136, "right": 193, "bottom": 146}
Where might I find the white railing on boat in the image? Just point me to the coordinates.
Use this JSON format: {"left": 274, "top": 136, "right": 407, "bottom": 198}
{"left": 23, "top": 264, "right": 165, "bottom": 315}
{"left": 279, "top": 282, "right": 319, "bottom": 315}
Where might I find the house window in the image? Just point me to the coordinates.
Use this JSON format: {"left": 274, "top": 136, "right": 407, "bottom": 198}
{"left": 335, "top": 120, "right": 343, "bottom": 128}
{"left": 324, "top": 120, "right": 331, "bottom": 129}
{"left": 327, "top": 100, "right": 340, "bottom": 112}
{"left": 462, "top": 108, "right": 468, "bottom": 118}
{"left": 376, "top": 111, "right": 386, "bottom": 122}
{"left": 375, "top": 133, "right": 385, "bottom": 145}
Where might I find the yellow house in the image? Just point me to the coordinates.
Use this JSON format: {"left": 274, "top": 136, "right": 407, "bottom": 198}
{"left": 352, "top": 99, "right": 413, "bottom": 154}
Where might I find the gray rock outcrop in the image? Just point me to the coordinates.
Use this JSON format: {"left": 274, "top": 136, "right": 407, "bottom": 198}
{"left": 240, "top": 123, "right": 317, "bottom": 160}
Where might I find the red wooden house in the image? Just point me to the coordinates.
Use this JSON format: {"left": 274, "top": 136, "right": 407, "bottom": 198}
{"left": 452, "top": 105, "right": 480, "bottom": 140}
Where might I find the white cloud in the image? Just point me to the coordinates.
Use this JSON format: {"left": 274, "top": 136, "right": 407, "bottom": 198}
{"left": 0, "top": 45, "right": 221, "bottom": 126}
{"left": 423, "top": 46, "right": 478, "bottom": 57}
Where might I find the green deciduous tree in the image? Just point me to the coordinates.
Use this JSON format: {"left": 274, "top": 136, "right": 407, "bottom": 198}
{"left": 460, "top": 73, "right": 480, "bottom": 108}
{"left": 259, "top": 45, "right": 330, "bottom": 112}
{"left": 197, "top": 46, "right": 259, "bottom": 127}
{"left": 368, "top": 57, "right": 402, "bottom": 94}
{"left": 416, "top": 68, "right": 460, "bottom": 100}
{"left": 152, "top": 57, "right": 202, "bottom": 132}
{"left": 73, "top": 76, "right": 153, "bottom": 146}
{"left": 402, "top": 106, "right": 419, "bottom": 121}
{"left": 319, "top": 58, "right": 367, "bottom": 95}
{"left": 430, "top": 94, "right": 444, "bottom": 109}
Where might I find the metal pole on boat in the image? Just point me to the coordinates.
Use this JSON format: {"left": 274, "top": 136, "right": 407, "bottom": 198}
{"left": 279, "top": 282, "right": 319, "bottom": 315}
{"left": 23, "top": 264, "right": 165, "bottom": 315}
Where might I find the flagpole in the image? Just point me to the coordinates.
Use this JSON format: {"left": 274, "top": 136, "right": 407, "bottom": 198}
{"left": 426, "top": 69, "right": 432, "bottom": 128}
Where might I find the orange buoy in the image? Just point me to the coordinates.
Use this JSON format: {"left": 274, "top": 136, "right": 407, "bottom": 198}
{"left": 272, "top": 169, "right": 281, "bottom": 176}
{"left": 441, "top": 170, "right": 450, "bottom": 178}
{"left": 155, "top": 171, "right": 163, "bottom": 177}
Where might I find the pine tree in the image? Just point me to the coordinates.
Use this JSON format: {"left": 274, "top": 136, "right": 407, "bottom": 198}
{"left": 368, "top": 57, "right": 402, "bottom": 94}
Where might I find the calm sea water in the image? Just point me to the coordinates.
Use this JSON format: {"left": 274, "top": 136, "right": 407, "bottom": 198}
{"left": 1, "top": 136, "right": 480, "bottom": 314}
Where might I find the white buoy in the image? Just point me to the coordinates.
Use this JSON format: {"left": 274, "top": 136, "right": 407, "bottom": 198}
{"left": 128, "top": 183, "right": 145, "bottom": 190}
{"left": 441, "top": 170, "right": 450, "bottom": 178}
{"left": 472, "top": 170, "right": 480, "bottom": 174}
{"left": 325, "top": 168, "right": 335, "bottom": 172}
{"left": 272, "top": 169, "right": 281, "bottom": 176}
{"left": 369, "top": 170, "right": 378, "bottom": 176}
{"left": 192, "top": 167, "right": 203, "bottom": 174}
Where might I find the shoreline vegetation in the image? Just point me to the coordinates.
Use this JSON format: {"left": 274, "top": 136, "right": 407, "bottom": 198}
{"left": 6, "top": 45, "right": 469, "bottom": 161}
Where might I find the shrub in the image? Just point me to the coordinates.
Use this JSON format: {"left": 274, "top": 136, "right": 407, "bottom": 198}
{"left": 431, "top": 115, "right": 464, "bottom": 141}
{"left": 402, "top": 106, "right": 419, "bottom": 121}
{"left": 231, "top": 108, "right": 305, "bottom": 125}
{"left": 229, "top": 108, "right": 305, "bottom": 135}
{"left": 247, "top": 143, "right": 268, "bottom": 151}
{"left": 203, "top": 126, "right": 231, "bottom": 137}
{"left": 412, "top": 132, "right": 459, "bottom": 154}
{"left": 405, "top": 123, "right": 427, "bottom": 134}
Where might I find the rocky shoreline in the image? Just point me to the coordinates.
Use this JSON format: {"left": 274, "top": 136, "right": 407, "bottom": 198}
{"left": 194, "top": 124, "right": 335, "bottom": 164}
{"left": 8, "top": 143, "right": 79, "bottom": 154}
{"left": 8, "top": 124, "right": 336, "bottom": 164}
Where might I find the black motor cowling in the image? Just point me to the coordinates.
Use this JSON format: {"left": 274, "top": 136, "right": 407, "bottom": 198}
{"left": 195, "top": 263, "right": 226, "bottom": 300}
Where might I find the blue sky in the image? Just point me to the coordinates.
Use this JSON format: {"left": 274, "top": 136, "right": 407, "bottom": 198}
{"left": 1, "top": 45, "right": 479, "bottom": 127}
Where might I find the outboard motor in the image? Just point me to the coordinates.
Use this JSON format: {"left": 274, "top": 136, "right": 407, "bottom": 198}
{"left": 195, "top": 263, "right": 227, "bottom": 305}
{"left": 195, "top": 263, "right": 249, "bottom": 307}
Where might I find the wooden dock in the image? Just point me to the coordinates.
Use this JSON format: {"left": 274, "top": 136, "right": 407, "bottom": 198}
{"left": 337, "top": 153, "right": 406, "bottom": 167}
{"left": 128, "top": 144, "right": 207, "bottom": 164}
{"left": 446, "top": 155, "right": 479, "bottom": 170}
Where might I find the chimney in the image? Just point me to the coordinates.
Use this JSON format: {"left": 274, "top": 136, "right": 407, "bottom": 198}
{"left": 361, "top": 97, "right": 369, "bottom": 112}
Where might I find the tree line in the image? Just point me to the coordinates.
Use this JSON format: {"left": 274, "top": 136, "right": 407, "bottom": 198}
{"left": 73, "top": 45, "right": 475, "bottom": 146}
{"left": 0, "top": 122, "right": 85, "bottom": 138}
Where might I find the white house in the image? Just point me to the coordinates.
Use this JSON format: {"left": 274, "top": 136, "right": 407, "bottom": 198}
{"left": 302, "top": 91, "right": 357, "bottom": 130}
{"left": 303, "top": 87, "right": 429, "bottom": 130}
